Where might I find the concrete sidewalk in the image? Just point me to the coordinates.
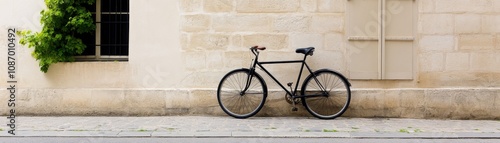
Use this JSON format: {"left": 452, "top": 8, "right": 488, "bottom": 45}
{"left": 1, "top": 116, "right": 499, "bottom": 139}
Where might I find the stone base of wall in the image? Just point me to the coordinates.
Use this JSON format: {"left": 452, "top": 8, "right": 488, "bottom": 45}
{"left": 2, "top": 88, "right": 499, "bottom": 120}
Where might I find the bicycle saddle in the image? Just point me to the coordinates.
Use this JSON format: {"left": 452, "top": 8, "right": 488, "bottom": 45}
{"left": 295, "top": 47, "right": 315, "bottom": 56}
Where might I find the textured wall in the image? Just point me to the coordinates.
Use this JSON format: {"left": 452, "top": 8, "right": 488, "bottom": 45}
{"left": 1, "top": 0, "right": 499, "bottom": 118}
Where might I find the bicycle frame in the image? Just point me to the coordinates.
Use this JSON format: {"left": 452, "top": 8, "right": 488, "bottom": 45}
{"left": 243, "top": 48, "right": 328, "bottom": 99}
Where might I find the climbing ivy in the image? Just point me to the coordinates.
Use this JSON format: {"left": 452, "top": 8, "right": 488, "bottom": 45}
{"left": 19, "top": 0, "right": 95, "bottom": 72}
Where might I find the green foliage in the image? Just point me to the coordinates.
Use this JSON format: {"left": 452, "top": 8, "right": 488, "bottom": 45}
{"left": 19, "top": 0, "right": 95, "bottom": 72}
{"left": 399, "top": 129, "right": 410, "bottom": 133}
{"left": 323, "top": 129, "right": 338, "bottom": 132}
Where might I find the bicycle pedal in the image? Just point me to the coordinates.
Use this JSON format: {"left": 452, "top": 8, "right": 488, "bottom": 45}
{"left": 287, "top": 82, "right": 293, "bottom": 86}
{"left": 292, "top": 107, "right": 298, "bottom": 112}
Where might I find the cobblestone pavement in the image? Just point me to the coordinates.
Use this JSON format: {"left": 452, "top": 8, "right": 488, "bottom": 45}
{"left": 1, "top": 116, "right": 499, "bottom": 138}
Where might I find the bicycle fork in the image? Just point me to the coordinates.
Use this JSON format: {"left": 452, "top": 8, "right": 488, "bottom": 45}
{"left": 241, "top": 58, "right": 258, "bottom": 96}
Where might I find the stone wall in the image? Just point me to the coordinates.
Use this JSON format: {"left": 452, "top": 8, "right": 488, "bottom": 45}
{"left": 180, "top": 0, "right": 348, "bottom": 85}
{"left": 7, "top": 88, "right": 498, "bottom": 120}
{"left": 418, "top": 0, "right": 500, "bottom": 88}
{"left": 1, "top": 0, "right": 499, "bottom": 119}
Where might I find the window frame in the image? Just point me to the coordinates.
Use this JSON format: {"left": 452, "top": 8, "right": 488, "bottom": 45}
{"left": 76, "top": 0, "right": 130, "bottom": 61}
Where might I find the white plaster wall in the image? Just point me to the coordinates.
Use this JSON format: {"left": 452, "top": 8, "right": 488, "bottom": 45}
{"left": 0, "top": 0, "right": 189, "bottom": 89}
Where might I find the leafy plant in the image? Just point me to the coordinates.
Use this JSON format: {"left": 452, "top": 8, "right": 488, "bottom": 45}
{"left": 399, "top": 129, "right": 410, "bottom": 133}
{"left": 414, "top": 129, "right": 422, "bottom": 133}
{"left": 323, "top": 129, "right": 338, "bottom": 132}
{"left": 137, "top": 129, "right": 148, "bottom": 132}
{"left": 19, "top": 0, "right": 95, "bottom": 72}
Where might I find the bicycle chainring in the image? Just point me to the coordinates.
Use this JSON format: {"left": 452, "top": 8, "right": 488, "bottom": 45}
{"left": 285, "top": 93, "right": 301, "bottom": 104}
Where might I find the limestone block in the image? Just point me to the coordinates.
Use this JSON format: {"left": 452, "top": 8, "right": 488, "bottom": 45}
{"left": 180, "top": 33, "right": 189, "bottom": 51}
{"left": 290, "top": 33, "right": 323, "bottom": 49}
{"left": 469, "top": 90, "right": 496, "bottom": 112}
{"left": 481, "top": 15, "right": 500, "bottom": 33}
{"left": 124, "top": 90, "right": 166, "bottom": 108}
{"left": 445, "top": 53, "right": 469, "bottom": 71}
{"left": 227, "top": 35, "right": 243, "bottom": 51}
{"left": 310, "top": 14, "right": 344, "bottom": 33}
{"left": 206, "top": 51, "right": 224, "bottom": 69}
{"left": 495, "top": 1, "right": 500, "bottom": 13}
{"left": 455, "top": 14, "right": 481, "bottom": 34}
{"left": 308, "top": 51, "right": 346, "bottom": 73}
{"left": 418, "top": 0, "right": 434, "bottom": 13}
{"left": 399, "top": 90, "right": 425, "bottom": 108}
{"left": 470, "top": 53, "right": 499, "bottom": 72}
{"left": 242, "top": 34, "right": 288, "bottom": 50}
{"left": 90, "top": 90, "right": 125, "bottom": 109}
{"left": 224, "top": 51, "right": 252, "bottom": 68}
{"left": 165, "top": 90, "right": 191, "bottom": 108}
{"left": 61, "top": 90, "right": 92, "bottom": 108}
{"left": 382, "top": 90, "right": 402, "bottom": 109}
{"left": 204, "top": 0, "right": 233, "bottom": 12}
{"left": 495, "top": 90, "right": 500, "bottom": 111}
{"left": 236, "top": 0, "right": 300, "bottom": 13}
{"left": 179, "top": 0, "right": 203, "bottom": 13}
{"left": 273, "top": 15, "right": 311, "bottom": 32}
{"left": 451, "top": 89, "right": 494, "bottom": 119}
{"left": 424, "top": 89, "right": 456, "bottom": 109}
{"left": 29, "top": 89, "right": 64, "bottom": 109}
{"left": 497, "top": 35, "right": 500, "bottom": 50}
{"left": 183, "top": 51, "right": 206, "bottom": 70}
{"left": 190, "top": 90, "right": 219, "bottom": 108}
{"left": 419, "top": 14, "right": 453, "bottom": 34}
{"left": 435, "top": 0, "right": 494, "bottom": 13}
{"left": 189, "top": 34, "right": 229, "bottom": 50}
{"left": 419, "top": 72, "right": 472, "bottom": 87}
{"left": 127, "top": 107, "right": 166, "bottom": 116}
{"left": 350, "top": 90, "right": 384, "bottom": 110}
{"left": 324, "top": 33, "right": 344, "bottom": 51}
{"left": 300, "top": 0, "right": 316, "bottom": 12}
{"left": 318, "top": 0, "right": 345, "bottom": 13}
{"left": 17, "top": 89, "right": 32, "bottom": 101}
{"left": 419, "top": 35, "right": 454, "bottom": 52}
{"left": 434, "top": 0, "right": 456, "bottom": 13}
{"left": 419, "top": 53, "right": 444, "bottom": 72}
{"left": 212, "top": 15, "right": 272, "bottom": 32}
{"left": 0, "top": 90, "right": 8, "bottom": 112}
{"left": 181, "top": 14, "right": 210, "bottom": 32}
{"left": 400, "top": 107, "right": 426, "bottom": 119}
{"left": 458, "top": 34, "right": 494, "bottom": 50}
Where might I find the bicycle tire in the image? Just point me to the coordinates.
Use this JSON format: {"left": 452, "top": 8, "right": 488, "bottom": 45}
{"left": 301, "top": 69, "right": 351, "bottom": 119}
{"left": 217, "top": 68, "right": 267, "bottom": 119}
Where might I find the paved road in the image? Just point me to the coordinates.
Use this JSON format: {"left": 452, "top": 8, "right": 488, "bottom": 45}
{"left": 1, "top": 116, "right": 499, "bottom": 139}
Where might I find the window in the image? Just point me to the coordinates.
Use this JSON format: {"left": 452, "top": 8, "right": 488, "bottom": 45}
{"left": 347, "top": 0, "right": 415, "bottom": 80}
{"left": 77, "top": 0, "right": 129, "bottom": 61}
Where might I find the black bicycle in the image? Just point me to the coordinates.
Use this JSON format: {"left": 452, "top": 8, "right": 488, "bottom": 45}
{"left": 217, "top": 46, "right": 351, "bottom": 119}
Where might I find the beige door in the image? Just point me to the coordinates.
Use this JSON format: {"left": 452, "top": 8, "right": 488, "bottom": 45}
{"left": 348, "top": 0, "right": 415, "bottom": 80}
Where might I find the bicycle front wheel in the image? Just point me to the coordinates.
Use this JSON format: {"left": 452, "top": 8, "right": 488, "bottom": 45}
{"left": 217, "top": 69, "right": 267, "bottom": 119}
{"left": 301, "top": 69, "right": 351, "bottom": 119}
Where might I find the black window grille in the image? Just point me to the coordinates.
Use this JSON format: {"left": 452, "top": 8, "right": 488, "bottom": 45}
{"left": 78, "top": 0, "right": 129, "bottom": 60}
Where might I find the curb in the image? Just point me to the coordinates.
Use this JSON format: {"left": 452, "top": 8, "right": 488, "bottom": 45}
{"left": 1, "top": 131, "right": 499, "bottom": 139}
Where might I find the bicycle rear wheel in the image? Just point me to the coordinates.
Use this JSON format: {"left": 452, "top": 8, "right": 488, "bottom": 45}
{"left": 217, "top": 69, "right": 267, "bottom": 119}
{"left": 301, "top": 69, "right": 351, "bottom": 119}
